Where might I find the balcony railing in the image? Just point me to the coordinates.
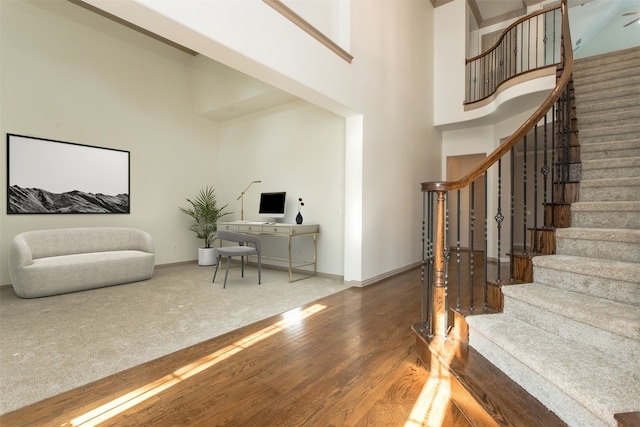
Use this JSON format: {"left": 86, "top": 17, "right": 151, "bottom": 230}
{"left": 466, "top": 5, "right": 562, "bottom": 104}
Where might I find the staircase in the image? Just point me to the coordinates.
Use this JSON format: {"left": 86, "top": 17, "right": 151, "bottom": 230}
{"left": 465, "top": 47, "right": 640, "bottom": 427}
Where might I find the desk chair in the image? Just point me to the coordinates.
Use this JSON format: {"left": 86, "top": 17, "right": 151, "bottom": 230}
{"left": 213, "top": 230, "right": 261, "bottom": 288}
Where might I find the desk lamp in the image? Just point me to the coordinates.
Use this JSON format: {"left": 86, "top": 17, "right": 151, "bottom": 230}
{"left": 237, "top": 180, "right": 261, "bottom": 220}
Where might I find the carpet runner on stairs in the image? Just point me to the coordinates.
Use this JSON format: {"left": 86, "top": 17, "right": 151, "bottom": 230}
{"left": 466, "top": 46, "right": 640, "bottom": 427}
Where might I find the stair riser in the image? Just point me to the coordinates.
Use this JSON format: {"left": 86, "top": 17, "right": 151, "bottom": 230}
{"left": 573, "top": 55, "right": 640, "bottom": 71}
{"left": 580, "top": 185, "right": 640, "bottom": 202}
{"left": 532, "top": 264, "right": 640, "bottom": 306}
{"left": 579, "top": 124, "right": 640, "bottom": 140}
{"left": 574, "top": 84, "right": 640, "bottom": 100}
{"left": 576, "top": 94, "right": 640, "bottom": 112}
{"left": 572, "top": 210, "right": 640, "bottom": 229}
{"left": 582, "top": 166, "right": 640, "bottom": 180}
{"left": 574, "top": 74, "right": 640, "bottom": 91}
{"left": 502, "top": 296, "right": 640, "bottom": 373}
{"left": 556, "top": 236, "right": 640, "bottom": 263}
{"left": 578, "top": 115, "right": 640, "bottom": 130}
{"left": 574, "top": 49, "right": 640, "bottom": 75}
{"left": 573, "top": 75, "right": 640, "bottom": 95}
{"left": 581, "top": 147, "right": 640, "bottom": 161}
{"left": 580, "top": 133, "right": 640, "bottom": 144}
{"left": 467, "top": 326, "right": 603, "bottom": 427}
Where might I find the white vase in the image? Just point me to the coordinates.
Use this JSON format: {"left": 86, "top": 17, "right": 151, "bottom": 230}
{"left": 198, "top": 247, "right": 217, "bottom": 266}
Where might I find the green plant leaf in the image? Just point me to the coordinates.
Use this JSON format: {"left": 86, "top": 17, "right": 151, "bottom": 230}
{"left": 179, "top": 186, "right": 231, "bottom": 248}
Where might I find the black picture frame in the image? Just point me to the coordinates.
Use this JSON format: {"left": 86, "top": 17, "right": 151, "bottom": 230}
{"left": 7, "top": 134, "right": 130, "bottom": 214}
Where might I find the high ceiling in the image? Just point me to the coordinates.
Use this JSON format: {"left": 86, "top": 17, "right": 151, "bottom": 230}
{"left": 77, "top": 0, "right": 638, "bottom": 121}
{"left": 469, "top": 0, "right": 548, "bottom": 27}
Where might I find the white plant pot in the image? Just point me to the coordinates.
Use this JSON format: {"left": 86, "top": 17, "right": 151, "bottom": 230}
{"left": 198, "top": 247, "right": 217, "bottom": 266}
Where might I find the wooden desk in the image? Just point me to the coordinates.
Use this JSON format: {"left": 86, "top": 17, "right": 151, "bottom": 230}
{"left": 217, "top": 222, "right": 319, "bottom": 282}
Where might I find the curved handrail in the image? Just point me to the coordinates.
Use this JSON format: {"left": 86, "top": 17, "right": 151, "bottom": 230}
{"left": 466, "top": 4, "right": 560, "bottom": 64}
{"left": 422, "top": 0, "right": 572, "bottom": 193}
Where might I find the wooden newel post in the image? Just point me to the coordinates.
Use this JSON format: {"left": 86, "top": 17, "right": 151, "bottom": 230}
{"left": 432, "top": 191, "right": 447, "bottom": 338}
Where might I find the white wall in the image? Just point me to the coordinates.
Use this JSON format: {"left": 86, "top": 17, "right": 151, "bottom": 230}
{"left": 82, "top": 0, "right": 439, "bottom": 284}
{"left": 217, "top": 101, "right": 346, "bottom": 276}
{"left": 0, "top": 0, "right": 223, "bottom": 285}
{"left": 2, "top": 0, "right": 439, "bottom": 286}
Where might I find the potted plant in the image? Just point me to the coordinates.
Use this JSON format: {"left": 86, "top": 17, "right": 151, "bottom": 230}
{"left": 179, "top": 186, "right": 231, "bottom": 266}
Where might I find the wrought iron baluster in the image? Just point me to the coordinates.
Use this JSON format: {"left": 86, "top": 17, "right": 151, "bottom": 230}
{"left": 421, "top": 192, "right": 427, "bottom": 331}
{"left": 469, "top": 181, "right": 475, "bottom": 311}
{"left": 533, "top": 123, "right": 539, "bottom": 253}
{"left": 542, "top": 113, "right": 549, "bottom": 209}
{"left": 444, "top": 192, "right": 450, "bottom": 333}
{"left": 510, "top": 147, "right": 516, "bottom": 281}
{"left": 426, "top": 192, "right": 434, "bottom": 335}
{"left": 456, "top": 189, "right": 461, "bottom": 311}
{"left": 483, "top": 171, "right": 489, "bottom": 310}
{"left": 496, "top": 159, "right": 504, "bottom": 283}
{"left": 523, "top": 134, "right": 528, "bottom": 254}
{"left": 551, "top": 102, "right": 556, "bottom": 224}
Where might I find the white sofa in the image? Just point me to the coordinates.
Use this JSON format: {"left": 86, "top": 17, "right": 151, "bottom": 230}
{"left": 9, "top": 227, "right": 155, "bottom": 298}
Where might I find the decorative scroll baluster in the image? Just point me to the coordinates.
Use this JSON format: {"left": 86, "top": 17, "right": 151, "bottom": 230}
{"left": 542, "top": 114, "right": 549, "bottom": 209}
{"left": 483, "top": 171, "right": 489, "bottom": 310}
{"left": 444, "top": 193, "right": 450, "bottom": 329}
{"left": 496, "top": 159, "right": 504, "bottom": 283}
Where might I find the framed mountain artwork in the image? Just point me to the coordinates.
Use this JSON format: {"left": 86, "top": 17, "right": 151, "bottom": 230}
{"left": 7, "top": 134, "right": 130, "bottom": 214}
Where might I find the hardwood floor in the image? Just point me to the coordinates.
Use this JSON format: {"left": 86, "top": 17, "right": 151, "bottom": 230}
{"left": 1, "top": 268, "right": 472, "bottom": 427}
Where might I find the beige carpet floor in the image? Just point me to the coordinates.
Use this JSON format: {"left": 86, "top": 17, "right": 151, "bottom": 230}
{"left": 0, "top": 263, "right": 348, "bottom": 415}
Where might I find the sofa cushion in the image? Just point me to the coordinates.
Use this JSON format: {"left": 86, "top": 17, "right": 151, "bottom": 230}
{"left": 17, "top": 251, "right": 155, "bottom": 298}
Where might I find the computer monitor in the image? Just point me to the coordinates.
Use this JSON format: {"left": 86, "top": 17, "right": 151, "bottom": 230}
{"left": 258, "top": 192, "right": 286, "bottom": 219}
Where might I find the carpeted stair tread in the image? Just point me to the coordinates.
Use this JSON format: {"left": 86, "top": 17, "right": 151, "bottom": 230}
{"left": 533, "top": 253, "right": 640, "bottom": 287}
{"left": 582, "top": 157, "right": 640, "bottom": 179}
{"left": 580, "top": 140, "right": 640, "bottom": 160}
{"left": 532, "top": 254, "right": 640, "bottom": 306}
{"left": 467, "top": 314, "right": 640, "bottom": 427}
{"left": 502, "top": 282, "right": 640, "bottom": 345}
{"left": 572, "top": 201, "right": 640, "bottom": 212}
{"left": 556, "top": 227, "right": 640, "bottom": 263}
{"left": 571, "top": 201, "right": 640, "bottom": 229}
{"left": 576, "top": 87, "right": 640, "bottom": 111}
{"left": 578, "top": 122, "right": 640, "bottom": 140}
{"left": 580, "top": 177, "right": 640, "bottom": 201}
{"left": 572, "top": 73, "right": 640, "bottom": 95}
{"left": 573, "top": 59, "right": 639, "bottom": 78}
{"left": 573, "top": 47, "right": 640, "bottom": 73}
{"left": 578, "top": 109, "right": 640, "bottom": 128}
{"left": 556, "top": 227, "right": 640, "bottom": 243}
{"left": 576, "top": 93, "right": 640, "bottom": 114}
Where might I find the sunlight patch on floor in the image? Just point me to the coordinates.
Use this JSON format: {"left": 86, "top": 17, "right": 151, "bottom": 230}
{"left": 404, "top": 375, "right": 451, "bottom": 427}
{"left": 404, "top": 335, "right": 455, "bottom": 427}
{"left": 64, "top": 303, "right": 327, "bottom": 427}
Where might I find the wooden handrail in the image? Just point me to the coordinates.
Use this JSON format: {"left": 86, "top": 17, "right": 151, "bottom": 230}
{"left": 466, "top": 4, "right": 561, "bottom": 64}
{"left": 422, "top": 0, "right": 572, "bottom": 193}
{"left": 263, "top": 0, "right": 353, "bottom": 64}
